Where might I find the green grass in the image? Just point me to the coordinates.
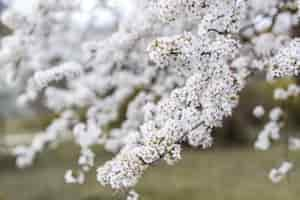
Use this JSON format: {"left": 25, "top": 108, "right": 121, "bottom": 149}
{"left": 0, "top": 144, "right": 300, "bottom": 200}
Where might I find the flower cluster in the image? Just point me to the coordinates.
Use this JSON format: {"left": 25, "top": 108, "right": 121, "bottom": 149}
{"left": 253, "top": 105, "right": 265, "bottom": 118}
{"left": 267, "top": 39, "right": 300, "bottom": 80}
{"left": 64, "top": 169, "right": 85, "bottom": 184}
{"left": 274, "top": 84, "right": 300, "bottom": 100}
{"left": 13, "top": 110, "right": 78, "bottom": 168}
{"left": 254, "top": 107, "right": 283, "bottom": 151}
{"left": 96, "top": 0, "right": 248, "bottom": 192}
{"left": 155, "top": 0, "right": 206, "bottom": 22}
{"left": 269, "top": 161, "right": 293, "bottom": 183}
{"left": 289, "top": 137, "right": 300, "bottom": 151}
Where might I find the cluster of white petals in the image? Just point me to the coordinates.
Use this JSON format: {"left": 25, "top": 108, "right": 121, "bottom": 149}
{"left": 269, "top": 161, "right": 293, "bottom": 183}
{"left": 267, "top": 39, "right": 300, "bottom": 80}
{"left": 96, "top": 0, "right": 248, "bottom": 191}
{"left": 274, "top": 84, "right": 300, "bottom": 100}
{"left": 289, "top": 137, "right": 300, "bottom": 151}
{"left": 253, "top": 105, "right": 265, "bottom": 118}
{"left": 126, "top": 190, "right": 139, "bottom": 200}
{"left": 155, "top": 0, "right": 206, "bottom": 22}
{"left": 13, "top": 110, "right": 77, "bottom": 168}
{"left": 255, "top": 83, "right": 300, "bottom": 184}
{"left": 64, "top": 169, "right": 85, "bottom": 184}
{"left": 254, "top": 107, "right": 283, "bottom": 151}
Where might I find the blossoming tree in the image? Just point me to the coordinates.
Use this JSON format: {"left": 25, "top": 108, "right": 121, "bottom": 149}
{"left": 0, "top": 0, "right": 300, "bottom": 199}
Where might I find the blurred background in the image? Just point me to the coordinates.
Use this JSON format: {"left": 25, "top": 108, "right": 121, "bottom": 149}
{"left": 0, "top": 1, "right": 300, "bottom": 200}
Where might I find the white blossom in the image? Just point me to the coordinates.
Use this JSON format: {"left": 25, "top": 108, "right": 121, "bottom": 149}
{"left": 164, "top": 144, "right": 182, "bottom": 165}
{"left": 269, "top": 161, "right": 293, "bottom": 183}
{"left": 269, "top": 107, "right": 283, "bottom": 121}
{"left": 13, "top": 110, "right": 78, "bottom": 168}
{"left": 289, "top": 137, "right": 300, "bottom": 151}
{"left": 274, "top": 88, "right": 289, "bottom": 100}
{"left": 255, "top": 107, "right": 283, "bottom": 151}
{"left": 253, "top": 105, "right": 265, "bottom": 118}
{"left": 78, "top": 148, "right": 95, "bottom": 171}
{"left": 126, "top": 190, "right": 139, "bottom": 200}
{"left": 64, "top": 170, "right": 85, "bottom": 184}
{"left": 267, "top": 39, "right": 300, "bottom": 80}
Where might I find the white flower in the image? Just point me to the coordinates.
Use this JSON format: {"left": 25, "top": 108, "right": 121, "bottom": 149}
{"left": 273, "top": 13, "right": 293, "bottom": 35}
{"left": 136, "top": 146, "right": 160, "bottom": 164}
{"left": 267, "top": 39, "right": 300, "bottom": 80}
{"left": 254, "top": 131, "right": 271, "bottom": 151}
{"left": 187, "top": 126, "right": 213, "bottom": 148}
{"left": 96, "top": 147, "right": 147, "bottom": 190}
{"left": 287, "top": 84, "right": 300, "bottom": 97}
{"left": 274, "top": 88, "right": 288, "bottom": 100}
{"left": 164, "top": 144, "right": 182, "bottom": 165}
{"left": 28, "top": 62, "right": 84, "bottom": 92}
{"left": 64, "top": 170, "right": 85, "bottom": 184}
{"left": 155, "top": 0, "right": 205, "bottom": 22}
{"left": 73, "top": 119, "right": 102, "bottom": 148}
{"left": 269, "top": 161, "right": 293, "bottom": 183}
{"left": 126, "top": 190, "right": 139, "bottom": 200}
{"left": 269, "top": 107, "right": 283, "bottom": 121}
{"left": 254, "top": 16, "right": 272, "bottom": 32}
{"left": 253, "top": 105, "right": 265, "bottom": 118}
{"left": 289, "top": 137, "right": 300, "bottom": 151}
{"left": 78, "top": 148, "right": 95, "bottom": 171}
